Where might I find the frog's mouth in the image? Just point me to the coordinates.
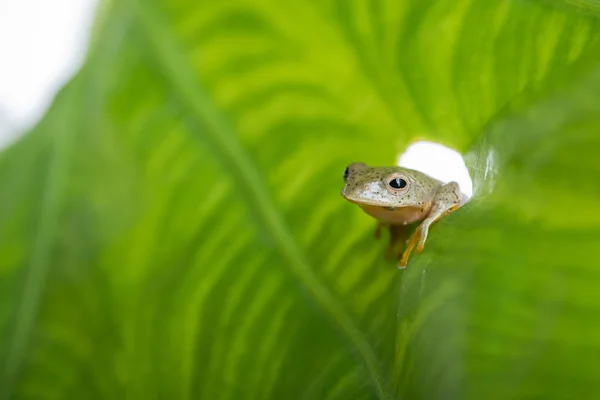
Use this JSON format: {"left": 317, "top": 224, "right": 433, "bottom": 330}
{"left": 340, "top": 187, "right": 387, "bottom": 208}
{"left": 340, "top": 187, "right": 358, "bottom": 203}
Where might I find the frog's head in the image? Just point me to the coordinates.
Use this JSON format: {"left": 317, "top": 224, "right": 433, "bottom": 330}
{"left": 340, "top": 162, "right": 427, "bottom": 208}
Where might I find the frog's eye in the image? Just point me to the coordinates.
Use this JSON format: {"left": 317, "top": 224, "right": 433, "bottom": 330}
{"left": 343, "top": 166, "right": 350, "bottom": 182}
{"left": 389, "top": 178, "right": 407, "bottom": 189}
{"left": 386, "top": 174, "right": 410, "bottom": 194}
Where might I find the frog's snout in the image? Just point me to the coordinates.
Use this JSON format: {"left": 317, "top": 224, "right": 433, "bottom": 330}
{"left": 340, "top": 185, "right": 348, "bottom": 198}
{"left": 341, "top": 184, "right": 356, "bottom": 201}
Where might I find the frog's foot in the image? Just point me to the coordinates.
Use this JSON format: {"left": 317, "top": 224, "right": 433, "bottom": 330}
{"left": 398, "top": 204, "right": 462, "bottom": 267}
{"left": 385, "top": 224, "right": 410, "bottom": 263}
{"left": 415, "top": 204, "right": 460, "bottom": 253}
{"left": 395, "top": 241, "right": 407, "bottom": 261}
{"left": 398, "top": 225, "right": 422, "bottom": 268}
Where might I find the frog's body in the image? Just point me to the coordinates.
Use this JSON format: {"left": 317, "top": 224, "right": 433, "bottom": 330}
{"left": 341, "top": 162, "right": 467, "bottom": 268}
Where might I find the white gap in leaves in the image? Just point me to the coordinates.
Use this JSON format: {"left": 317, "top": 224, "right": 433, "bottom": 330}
{"left": 398, "top": 141, "right": 473, "bottom": 198}
{"left": 0, "top": 0, "right": 98, "bottom": 149}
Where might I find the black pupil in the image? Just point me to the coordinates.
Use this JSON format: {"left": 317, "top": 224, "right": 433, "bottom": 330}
{"left": 389, "top": 178, "right": 407, "bottom": 189}
{"left": 343, "top": 167, "right": 350, "bottom": 181}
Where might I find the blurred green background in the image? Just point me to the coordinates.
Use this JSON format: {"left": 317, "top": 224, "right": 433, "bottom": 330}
{"left": 2, "top": 0, "right": 600, "bottom": 399}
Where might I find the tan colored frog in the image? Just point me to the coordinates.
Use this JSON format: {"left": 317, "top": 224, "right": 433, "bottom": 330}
{"left": 341, "top": 162, "right": 467, "bottom": 268}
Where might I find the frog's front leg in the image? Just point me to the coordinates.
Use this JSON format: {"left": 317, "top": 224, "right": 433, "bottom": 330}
{"left": 374, "top": 222, "right": 384, "bottom": 239}
{"left": 384, "top": 224, "right": 410, "bottom": 260}
{"left": 398, "top": 182, "right": 464, "bottom": 268}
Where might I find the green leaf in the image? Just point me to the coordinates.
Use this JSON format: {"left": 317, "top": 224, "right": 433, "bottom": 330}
{"left": 1, "top": 0, "right": 600, "bottom": 399}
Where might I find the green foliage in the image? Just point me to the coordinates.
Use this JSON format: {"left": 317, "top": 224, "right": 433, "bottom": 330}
{"left": 1, "top": 0, "right": 600, "bottom": 399}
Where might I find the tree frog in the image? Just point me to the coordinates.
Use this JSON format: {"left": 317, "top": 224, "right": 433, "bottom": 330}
{"left": 341, "top": 162, "right": 467, "bottom": 268}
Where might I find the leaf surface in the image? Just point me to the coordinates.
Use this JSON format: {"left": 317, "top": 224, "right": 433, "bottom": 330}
{"left": 1, "top": 1, "right": 600, "bottom": 399}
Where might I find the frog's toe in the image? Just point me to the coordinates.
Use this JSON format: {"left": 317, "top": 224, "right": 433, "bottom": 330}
{"left": 415, "top": 225, "right": 430, "bottom": 253}
{"left": 415, "top": 237, "right": 427, "bottom": 253}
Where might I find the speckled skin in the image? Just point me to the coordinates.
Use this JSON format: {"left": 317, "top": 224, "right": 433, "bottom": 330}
{"left": 341, "top": 162, "right": 466, "bottom": 268}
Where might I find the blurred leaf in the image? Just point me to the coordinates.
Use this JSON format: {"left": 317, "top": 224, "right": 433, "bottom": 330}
{"left": 1, "top": 0, "right": 600, "bottom": 399}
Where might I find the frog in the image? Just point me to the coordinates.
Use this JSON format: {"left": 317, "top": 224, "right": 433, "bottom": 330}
{"left": 341, "top": 162, "right": 467, "bottom": 268}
